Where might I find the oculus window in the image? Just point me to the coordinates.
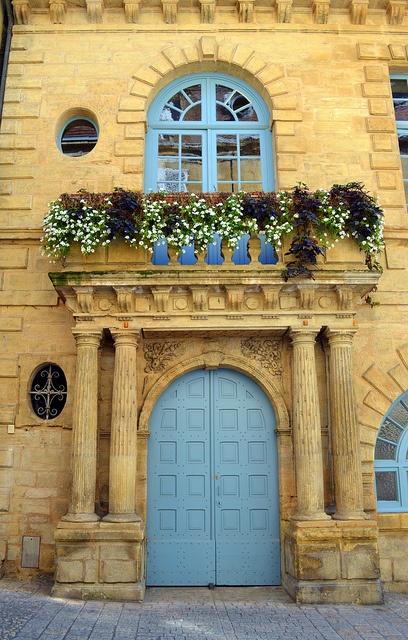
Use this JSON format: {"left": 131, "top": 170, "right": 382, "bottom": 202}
{"left": 391, "top": 75, "right": 408, "bottom": 206}
{"left": 59, "top": 117, "right": 98, "bottom": 157}
{"left": 145, "top": 73, "right": 274, "bottom": 193}
{"left": 375, "top": 389, "right": 408, "bottom": 512}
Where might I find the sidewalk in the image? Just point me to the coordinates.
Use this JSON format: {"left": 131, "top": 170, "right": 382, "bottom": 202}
{"left": 0, "top": 577, "right": 407, "bottom": 640}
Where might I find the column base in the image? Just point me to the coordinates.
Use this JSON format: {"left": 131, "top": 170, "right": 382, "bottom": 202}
{"left": 291, "top": 511, "right": 332, "bottom": 521}
{"left": 332, "top": 510, "right": 370, "bottom": 520}
{"left": 102, "top": 513, "right": 141, "bottom": 523}
{"left": 282, "top": 518, "right": 383, "bottom": 605}
{"left": 53, "top": 519, "right": 145, "bottom": 602}
{"left": 61, "top": 513, "right": 100, "bottom": 523}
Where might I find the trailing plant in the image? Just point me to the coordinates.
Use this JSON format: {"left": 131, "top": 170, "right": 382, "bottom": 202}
{"left": 41, "top": 183, "right": 384, "bottom": 278}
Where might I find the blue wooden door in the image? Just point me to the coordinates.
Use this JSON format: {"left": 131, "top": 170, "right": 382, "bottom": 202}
{"left": 147, "top": 369, "right": 280, "bottom": 586}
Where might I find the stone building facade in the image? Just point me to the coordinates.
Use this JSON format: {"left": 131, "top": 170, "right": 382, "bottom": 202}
{"left": 0, "top": 0, "right": 407, "bottom": 604}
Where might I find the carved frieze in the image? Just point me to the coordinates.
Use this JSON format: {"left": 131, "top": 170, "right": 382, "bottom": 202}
{"left": 349, "top": 0, "right": 368, "bottom": 24}
{"left": 237, "top": 0, "right": 255, "bottom": 22}
{"left": 387, "top": 0, "right": 406, "bottom": 24}
{"left": 49, "top": 0, "right": 66, "bottom": 23}
{"left": 200, "top": 0, "right": 215, "bottom": 22}
{"left": 276, "top": 0, "right": 293, "bottom": 22}
{"left": 144, "top": 341, "right": 185, "bottom": 373}
{"left": 241, "top": 338, "right": 283, "bottom": 376}
{"left": 123, "top": 0, "right": 141, "bottom": 22}
{"left": 12, "top": 0, "right": 30, "bottom": 24}
{"left": 162, "top": 0, "right": 178, "bottom": 23}
{"left": 312, "top": 0, "right": 330, "bottom": 22}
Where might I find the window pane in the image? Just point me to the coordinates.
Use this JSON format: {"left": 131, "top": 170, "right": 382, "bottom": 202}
{"left": 240, "top": 159, "right": 261, "bottom": 183}
{"left": 398, "top": 133, "right": 408, "bottom": 155}
{"left": 218, "top": 158, "right": 238, "bottom": 183}
{"left": 394, "top": 102, "right": 408, "bottom": 121}
{"left": 30, "top": 364, "right": 67, "bottom": 419}
{"left": 375, "top": 471, "right": 398, "bottom": 501}
{"left": 375, "top": 439, "right": 396, "bottom": 460}
{"left": 389, "top": 400, "right": 408, "bottom": 427}
{"left": 183, "top": 160, "right": 202, "bottom": 183}
{"left": 181, "top": 135, "right": 202, "bottom": 157}
{"left": 216, "top": 104, "right": 235, "bottom": 122}
{"left": 391, "top": 77, "right": 408, "bottom": 97}
{"left": 216, "top": 85, "right": 234, "bottom": 103}
{"left": 183, "top": 104, "right": 201, "bottom": 121}
{"left": 158, "top": 134, "right": 179, "bottom": 156}
{"left": 240, "top": 134, "right": 261, "bottom": 156}
{"left": 378, "top": 418, "right": 404, "bottom": 444}
{"left": 217, "top": 135, "right": 238, "bottom": 156}
{"left": 184, "top": 84, "right": 201, "bottom": 103}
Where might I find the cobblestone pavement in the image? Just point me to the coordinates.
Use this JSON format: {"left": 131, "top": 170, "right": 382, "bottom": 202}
{"left": 0, "top": 577, "right": 407, "bottom": 640}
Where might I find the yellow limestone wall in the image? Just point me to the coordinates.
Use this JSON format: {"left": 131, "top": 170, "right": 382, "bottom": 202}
{"left": 0, "top": 5, "right": 407, "bottom": 592}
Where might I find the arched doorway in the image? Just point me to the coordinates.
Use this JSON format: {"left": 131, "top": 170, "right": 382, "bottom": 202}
{"left": 147, "top": 368, "right": 280, "bottom": 586}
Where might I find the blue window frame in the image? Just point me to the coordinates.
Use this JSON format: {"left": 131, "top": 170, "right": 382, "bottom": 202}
{"left": 375, "top": 390, "right": 408, "bottom": 512}
{"left": 145, "top": 73, "right": 274, "bottom": 193}
{"left": 391, "top": 75, "right": 408, "bottom": 206}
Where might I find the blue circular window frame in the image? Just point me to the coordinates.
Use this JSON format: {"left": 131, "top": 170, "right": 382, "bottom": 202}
{"left": 58, "top": 116, "right": 99, "bottom": 156}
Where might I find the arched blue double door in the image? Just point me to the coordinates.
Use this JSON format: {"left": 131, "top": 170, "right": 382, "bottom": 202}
{"left": 147, "top": 368, "right": 281, "bottom": 586}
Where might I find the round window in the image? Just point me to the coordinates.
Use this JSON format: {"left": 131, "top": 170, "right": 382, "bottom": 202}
{"left": 59, "top": 117, "right": 98, "bottom": 156}
{"left": 29, "top": 363, "right": 67, "bottom": 420}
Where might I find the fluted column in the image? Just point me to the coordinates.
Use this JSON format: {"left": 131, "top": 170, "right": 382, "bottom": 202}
{"left": 103, "top": 331, "right": 140, "bottom": 522}
{"left": 290, "top": 329, "right": 330, "bottom": 520}
{"left": 326, "top": 329, "right": 367, "bottom": 520}
{"left": 62, "top": 329, "right": 102, "bottom": 522}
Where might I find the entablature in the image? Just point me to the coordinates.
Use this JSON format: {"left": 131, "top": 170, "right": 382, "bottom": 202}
{"left": 50, "top": 269, "right": 380, "bottom": 333}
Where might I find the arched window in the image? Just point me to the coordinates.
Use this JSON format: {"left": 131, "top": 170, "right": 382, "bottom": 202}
{"left": 145, "top": 73, "right": 274, "bottom": 193}
{"left": 375, "top": 390, "right": 408, "bottom": 512}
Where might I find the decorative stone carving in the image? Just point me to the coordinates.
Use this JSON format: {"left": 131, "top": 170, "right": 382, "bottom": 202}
{"left": 312, "top": 0, "right": 330, "bottom": 22}
{"left": 200, "top": 0, "right": 215, "bottom": 23}
{"left": 241, "top": 338, "right": 283, "bottom": 376}
{"left": 144, "top": 341, "right": 184, "bottom": 372}
{"left": 262, "top": 286, "right": 280, "bottom": 310}
{"left": 237, "top": 0, "right": 255, "bottom": 22}
{"left": 227, "top": 286, "right": 243, "bottom": 311}
{"left": 123, "top": 0, "right": 141, "bottom": 22}
{"left": 349, "top": 0, "right": 368, "bottom": 24}
{"left": 297, "top": 286, "right": 315, "bottom": 310}
{"left": 151, "top": 286, "right": 171, "bottom": 313}
{"left": 335, "top": 286, "right": 354, "bottom": 310}
{"left": 387, "top": 0, "right": 406, "bottom": 24}
{"left": 74, "top": 287, "right": 93, "bottom": 314}
{"left": 114, "top": 287, "right": 134, "bottom": 313}
{"left": 276, "top": 0, "right": 292, "bottom": 22}
{"left": 12, "top": 0, "right": 30, "bottom": 24}
{"left": 49, "top": 0, "right": 66, "bottom": 23}
{"left": 86, "top": 0, "right": 103, "bottom": 22}
{"left": 162, "top": 0, "right": 178, "bottom": 23}
{"left": 192, "top": 287, "right": 208, "bottom": 312}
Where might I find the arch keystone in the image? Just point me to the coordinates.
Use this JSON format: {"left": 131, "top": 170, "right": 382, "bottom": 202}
{"left": 199, "top": 36, "right": 217, "bottom": 59}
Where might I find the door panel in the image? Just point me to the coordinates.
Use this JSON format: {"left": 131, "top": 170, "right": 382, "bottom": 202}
{"left": 147, "top": 369, "right": 280, "bottom": 586}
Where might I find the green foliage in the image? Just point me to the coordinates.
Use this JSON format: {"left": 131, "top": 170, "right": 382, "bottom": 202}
{"left": 41, "top": 183, "right": 384, "bottom": 278}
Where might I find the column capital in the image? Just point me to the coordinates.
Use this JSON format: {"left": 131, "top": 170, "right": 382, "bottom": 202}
{"left": 324, "top": 328, "right": 357, "bottom": 346}
{"left": 289, "top": 327, "right": 320, "bottom": 344}
{"left": 111, "top": 330, "right": 141, "bottom": 348}
{"left": 72, "top": 328, "right": 102, "bottom": 347}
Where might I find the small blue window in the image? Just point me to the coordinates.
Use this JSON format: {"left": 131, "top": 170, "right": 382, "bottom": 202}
{"left": 375, "top": 390, "right": 408, "bottom": 512}
{"left": 58, "top": 117, "right": 99, "bottom": 157}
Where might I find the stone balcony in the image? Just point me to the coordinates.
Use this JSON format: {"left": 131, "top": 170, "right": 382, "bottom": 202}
{"left": 50, "top": 235, "right": 381, "bottom": 335}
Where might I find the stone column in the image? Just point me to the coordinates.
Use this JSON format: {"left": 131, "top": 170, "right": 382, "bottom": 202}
{"left": 290, "top": 329, "right": 330, "bottom": 520}
{"left": 326, "top": 329, "right": 367, "bottom": 520}
{"left": 62, "top": 329, "right": 102, "bottom": 522}
{"left": 103, "top": 331, "right": 140, "bottom": 522}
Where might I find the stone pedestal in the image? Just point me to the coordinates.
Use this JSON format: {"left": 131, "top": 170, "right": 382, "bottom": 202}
{"left": 52, "top": 521, "right": 145, "bottom": 601}
{"left": 282, "top": 519, "right": 383, "bottom": 604}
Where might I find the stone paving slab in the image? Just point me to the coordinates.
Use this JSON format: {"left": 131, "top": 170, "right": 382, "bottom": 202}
{"left": 0, "top": 578, "right": 407, "bottom": 640}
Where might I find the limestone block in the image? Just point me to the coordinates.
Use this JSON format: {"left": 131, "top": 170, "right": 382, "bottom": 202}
{"left": 370, "top": 153, "right": 400, "bottom": 170}
{"left": 298, "top": 544, "right": 341, "bottom": 580}
{"left": 0, "top": 449, "right": 14, "bottom": 468}
{"left": 56, "top": 558, "right": 97, "bottom": 583}
{"left": 369, "top": 100, "right": 389, "bottom": 117}
{"left": 0, "top": 489, "right": 10, "bottom": 512}
{"left": 0, "top": 318, "right": 22, "bottom": 332}
{"left": 389, "top": 45, "right": 406, "bottom": 60}
{"left": 100, "top": 559, "right": 138, "bottom": 582}
{"left": 342, "top": 543, "right": 380, "bottom": 580}
{"left": 366, "top": 117, "right": 395, "bottom": 133}
{"left": 372, "top": 135, "right": 393, "bottom": 152}
{"left": 357, "top": 44, "right": 390, "bottom": 60}
{"left": 0, "top": 196, "right": 33, "bottom": 210}
{"left": 0, "top": 361, "right": 18, "bottom": 377}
